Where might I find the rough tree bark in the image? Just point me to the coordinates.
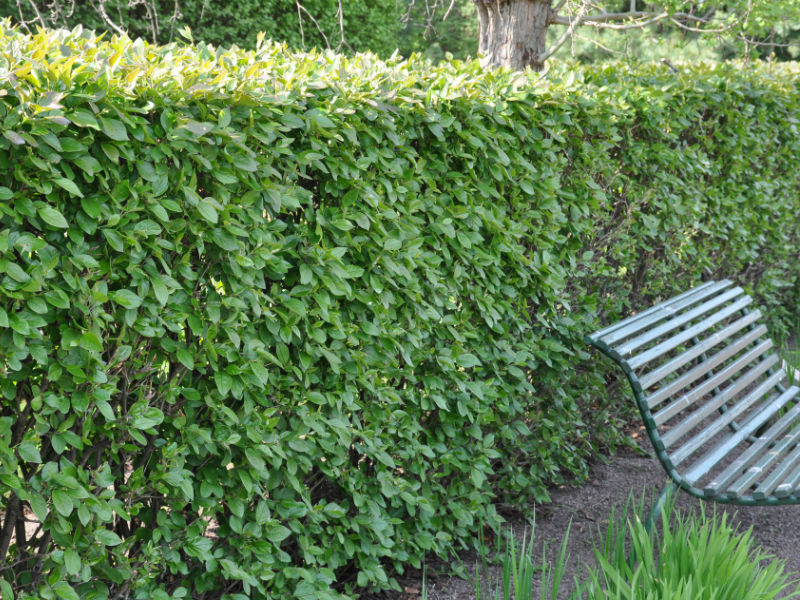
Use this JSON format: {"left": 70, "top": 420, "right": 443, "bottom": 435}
{"left": 475, "top": 0, "right": 553, "bottom": 71}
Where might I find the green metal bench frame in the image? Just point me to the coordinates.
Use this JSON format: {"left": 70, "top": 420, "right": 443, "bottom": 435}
{"left": 587, "top": 280, "right": 800, "bottom": 528}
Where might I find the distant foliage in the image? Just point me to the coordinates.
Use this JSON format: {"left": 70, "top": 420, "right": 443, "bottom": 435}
{"left": 0, "top": 0, "right": 401, "bottom": 54}
{"left": 0, "top": 22, "right": 799, "bottom": 600}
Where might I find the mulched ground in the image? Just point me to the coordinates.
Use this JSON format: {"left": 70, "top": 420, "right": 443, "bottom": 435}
{"left": 363, "top": 436, "right": 800, "bottom": 600}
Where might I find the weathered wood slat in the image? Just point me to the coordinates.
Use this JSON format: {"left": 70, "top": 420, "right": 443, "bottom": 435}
{"left": 727, "top": 427, "right": 800, "bottom": 497}
{"left": 627, "top": 295, "right": 753, "bottom": 370}
{"left": 704, "top": 401, "right": 800, "bottom": 495}
{"left": 637, "top": 314, "right": 764, "bottom": 390}
{"left": 654, "top": 348, "right": 777, "bottom": 429}
{"left": 753, "top": 442, "right": 800, "bottom": 500}
{"left": 591, "top": 280, "right": 727, "bottom": 344}
{"left": 681, "top": 386, "right": 799, "bottom": 485}
{"left": 646, "top": 327, "right": 770, "bottom": 409}
{"left": 616, "top": 287, "right": 744, "bottom": 357}
{"left": 775, "top": 461, "right": 800, "bottom": 498}
{"left": 669, "top": 370, "right": 784, "bottom": 466}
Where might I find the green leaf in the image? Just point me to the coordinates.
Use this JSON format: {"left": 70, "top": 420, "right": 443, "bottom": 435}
{"left": 151, "top": 277, "right": 168, "bottom": 306}
{"left": 52, "top": 489, "right": 73, "bottom": 517}
{"left": 64, "top": 548, "right": 81, "bottom": 576}
{"left": 299, "top": 264, "right": 313, "bottom": 284}
{"left": 95, "top": 528, "right": 123, "bottom": 546}
{"left": 361, "top": 321, "right": 381, "bottom": 336}
{"left": 251, "top": 362, "right": 269, "bottom": 386}
{"left": 266, "top": 524, "right": 291, "bottom": 543}
{"left": 53, "top": 177, "right": 84, "bottom": 198}
{"left": 132, "top": 407, "right": 164, "bottom": 430}
{"left": 18, "top": 441, "right": 41, "bottom": 463}
{"left": 79, "top": 331, "right": 104, "bottom": 353}
{"left": 457, "top": 354, "right": 481, "bottom": 368}
{"left": 99, "top": 117, "right": 128, "bottom": 141}
{"left": 185, "top": 120, "right": 213, "bottom": 137}
{"left": 44, "top": 290, "right": 70, "bottom": 309}
{"left": 215, "top": 371, "right": 232, "bottom": 396}
{"left": 52, "top": 582, "right": 80, "bottom": 600}
{"left": 0, "top": 577, "right": 14, "bottom": 600}
{"left": 0, "top": 187, "right": 12, "bottom": 200}
{"left": 69, "top": 108, "right": 100, "bottom": 129}
{"left": 5, "top": 262, "right": 30, "bottom": 282}
{"left": 37, "top": 205, "right": 69, "bottom": 229}
{"left": 285, "top": 298, "right": 306, "bottom": 316}
{"left": 112, "top": 289, "right": 143, "bottom": 309}
{"left": 197, "top": 199, "right": 219, "bottom": 224}
{"left": 29, "top": 493, "right": 48, "bottom": 522}
{"left": 96, "top": 399, "right": 115, "bottom": 421}
{"left": 3, "top": 130, "right": 25, "bottom": 145}
{"left": 176, "top": 347, "right": 194, "bottom": 370}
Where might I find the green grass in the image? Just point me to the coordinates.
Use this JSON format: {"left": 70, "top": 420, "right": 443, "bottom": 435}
{"left": 580, "top": 496, "right": 800, "bottom": 600}
{"left": 424, "top": 495, "right": 800, "bottom": 600}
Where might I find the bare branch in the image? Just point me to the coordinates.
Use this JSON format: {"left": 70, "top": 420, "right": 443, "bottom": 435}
{"left": 17, "top": 0, "right": 47, "bottom": 30}
{"left": 442, "top": 0, "right": 457, "bottom": 21}
{"left": 295, "top": 1, "right": 331, "bottom": 50}
{"left": 542, "top": 0, "right": 595, "bottom": 62}
{"left": 88, "top": 0, "right": 125, "bottom": 36}
{"left": 669, "top": 16, "right": 731, "bottom": 34}
{"left": 335, "top": 0, "right": 353, "bottom": 51}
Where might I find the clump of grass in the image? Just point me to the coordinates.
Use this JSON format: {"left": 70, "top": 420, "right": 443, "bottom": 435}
{"left": 580, "top": 497, "right": 800, "bottom": 600}
{"left": 423, "top": 494, "right": 800, "bottom": 600}
{"left": 466, "top": 518, "right": 573, "bottom": 600}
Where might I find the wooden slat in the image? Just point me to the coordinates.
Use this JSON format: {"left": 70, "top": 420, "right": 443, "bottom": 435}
{"left": 590, "top": 280, "right": 725, "bottom": 344}
{"left": 616, "top": 287, "right": 744, "bottom": 357}
{"left": 775, "top": 461, "right": 800, "bottom": 499}
{"left": 727, "top": 428, "right": 800, "bottom": 497}
{"left": 666, "top": 367, "right": 783, "bottom": 462}
{"left": 681, "top": 385, "right": 799, "bottom": 485}
{"left": 646, "top": 327, "right": 769, "bottom": 409}
{"left": 704, "top": 401, "right": 800, "bottom": 494}
{"left": 654, "top": 346, "right": 777, "bottom": 428}
{"left": 637, "top": 314, "right": 763, "bottom": 390}
{"left": 627, "top": 296, "right": 753, "bottom": 370}
{"left": 753, "top": 445, "right": 800, "bottom": 500}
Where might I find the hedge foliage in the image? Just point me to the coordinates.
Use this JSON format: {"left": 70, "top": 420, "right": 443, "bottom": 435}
{"left": 0, "top": 21, "right": 799, "bottom": 600}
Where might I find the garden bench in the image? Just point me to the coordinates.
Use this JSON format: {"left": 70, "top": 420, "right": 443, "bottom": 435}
{"left": 586, "top": 280, "right": 800, "bottom": 526}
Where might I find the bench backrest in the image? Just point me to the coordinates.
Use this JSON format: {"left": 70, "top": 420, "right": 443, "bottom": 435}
{"left": 587, "top": 280, "right": 797, "bottom": 496}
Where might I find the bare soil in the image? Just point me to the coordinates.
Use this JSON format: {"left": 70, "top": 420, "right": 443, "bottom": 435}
{"left": 362, "top": 438, "right": 800, "bottom": 600}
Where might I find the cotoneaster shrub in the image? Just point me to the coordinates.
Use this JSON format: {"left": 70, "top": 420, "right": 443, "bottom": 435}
{"left": 0, "top": 21, "right": 798, "bottom": 600}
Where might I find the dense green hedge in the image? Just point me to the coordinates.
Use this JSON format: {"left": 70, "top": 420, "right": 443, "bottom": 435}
{"left": 0, "top": 22, "right": 798, "bottom": 600}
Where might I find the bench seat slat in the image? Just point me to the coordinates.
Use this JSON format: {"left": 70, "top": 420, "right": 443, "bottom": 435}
{"left": 753, "top": 442, "right": 800, "bottom": 500}
{"left": 669, "top": 370, "right": 784, "bottom": 466}
{"left": 647, "top": 330, "right": 770, "bottom": 409}
{"left": 727, "top": 427, "right": 800, "bottom": 497}
{"left": 590, "top": 280, "right": 727, "bottom": 344}
{"left": 638, "top": 314, "right": 763, "bottom": 390}
{"left": 682, "top": 385, "right": 799, "bottom": 485}
{"left": 617, "top": 287, "right": 744, "bottom": 357}
{"left": 775, "top": 462, "right": 800, "bottom": 498}
{"left": 627, "top": 296, "right": 753, "bottom": 370}
{"left": 704, "top": 401, "right": 800, "bottom": 494}
{"left": 655, "top": 348, "right": 777, "bottom": 430}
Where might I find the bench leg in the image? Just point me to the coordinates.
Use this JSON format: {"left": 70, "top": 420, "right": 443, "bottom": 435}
{"left": 644, "top": 480, "right": 676, "bottom": 535}
{"left": 626, "top": 481, "right": 677, "bottom": 568}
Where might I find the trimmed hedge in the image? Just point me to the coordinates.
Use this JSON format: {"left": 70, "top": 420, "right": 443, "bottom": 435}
{"left": 0, "top": 22, "right": 799, "bottom": 600}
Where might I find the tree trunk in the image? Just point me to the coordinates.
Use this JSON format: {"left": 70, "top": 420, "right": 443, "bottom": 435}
{"left": 475, "top": 0, "right": 552, "bottom": 71}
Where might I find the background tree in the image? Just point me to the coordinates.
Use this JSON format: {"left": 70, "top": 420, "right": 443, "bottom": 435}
{"left": 473, "top": 0, "right": 800, "bottom": 70}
